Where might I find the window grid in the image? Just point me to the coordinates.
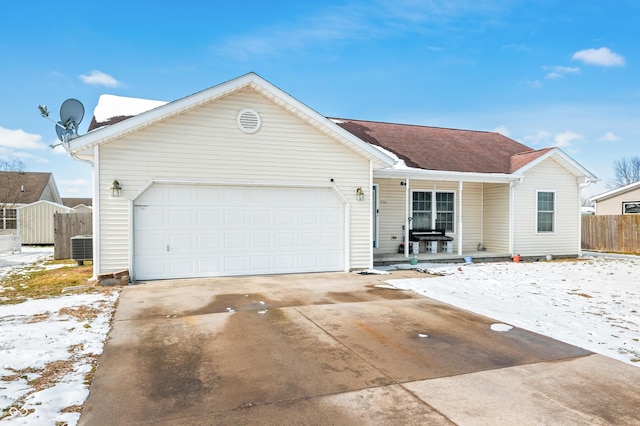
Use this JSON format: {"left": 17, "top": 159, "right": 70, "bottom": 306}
{"left": 537, "top": 192, "right": 554, "bottom": 233}
{"left": 412, "top": 191, "right": 454, "bottom": 232}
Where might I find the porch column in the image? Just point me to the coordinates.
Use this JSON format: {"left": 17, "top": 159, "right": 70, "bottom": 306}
{"left": 458, "top": 180, "right": 463, "bottom": 256}
{"left": 404, "top": 178, "right": 410, "bottom": 257}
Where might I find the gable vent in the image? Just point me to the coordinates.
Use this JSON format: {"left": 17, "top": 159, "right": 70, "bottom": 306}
{"left": 237, "top": 108, "right": 261, "bottom": 134}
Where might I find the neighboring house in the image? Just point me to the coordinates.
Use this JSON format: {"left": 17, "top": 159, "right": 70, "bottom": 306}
{"left": 62, "top": 197, "right": 93, "bottom": 213}
{"left": 67, "top": 73, "right": 597, "bottom": 281}
{"left": 591, "top": 181, "right": 640, "bottom": 215}
{"left": 0, "top": 171, "right": 62, "bottom": 235}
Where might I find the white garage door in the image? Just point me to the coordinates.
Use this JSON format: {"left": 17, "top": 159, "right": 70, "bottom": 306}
{"left": 133, "top": 184, "right": 345, "bottom": 280}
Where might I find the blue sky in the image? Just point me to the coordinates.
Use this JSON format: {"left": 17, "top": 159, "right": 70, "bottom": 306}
{"left": 1, "top": 0, "right": 638, "bottom": 198}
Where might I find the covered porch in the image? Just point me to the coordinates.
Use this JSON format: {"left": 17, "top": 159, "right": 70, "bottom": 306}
{"left": 372, "top": 171, "right": 519, "bottom": 263}
{"left": 373, "top": 250, "right": 513, "bottom": 266}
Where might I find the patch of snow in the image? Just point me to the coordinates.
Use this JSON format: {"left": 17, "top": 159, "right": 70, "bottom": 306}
{"left": 491, "top": 323, "right": 513, "bottom": 332}
{"left": 385, "top": 256, "right": 640, "bottom": 366}
{"left": 359, "top": 269, "right": 390, "bottom": 275}
{"left": 93, "top": 94, "right": 167, "bottom": 123}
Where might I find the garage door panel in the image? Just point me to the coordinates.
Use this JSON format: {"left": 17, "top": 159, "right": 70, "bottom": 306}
{"left": 134, "top": 185, "right": 345, "bottom": 279}
{"left": 250, "top": 233, "right": 272, "bottom": 248}
{"left": 197, "top": 234, "right": 222, "bottom": 250}
{"left": 196, "top": 209, "right": 221, "bottom": 226}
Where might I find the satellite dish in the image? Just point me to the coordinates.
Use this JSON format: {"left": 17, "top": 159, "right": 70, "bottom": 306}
{"left": 55, "top": 99, "right": 85, "bottom": 142}
{"left": 38, "top": 98, "right": 86, "bottom": 147}
{"left": 55, "top": 121, "right": 75, "bottom": 142}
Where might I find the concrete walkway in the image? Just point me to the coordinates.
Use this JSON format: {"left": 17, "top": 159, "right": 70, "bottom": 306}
{"left": 80, "top": 271, "right": 640, "bottom": 425}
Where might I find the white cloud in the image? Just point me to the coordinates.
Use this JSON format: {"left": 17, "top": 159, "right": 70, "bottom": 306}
{"left": 523, "top": 130, "right": 553, "bottom": 146}
{"left": 572, "top": 47, "right": 625, "bottom": 67}
{"left": 554, "top": 131, "right": 583, "bottom": 148}
{"left": 545, "top": 65, "right": 580, "bottom": 79}
{"left": 79, "top": 70, "right": 121, "bottom": 87}
{"left": 599, "top": 131, "right": 619, "bottom": 142}
{"left": 0, "top": 127, "right": 46, "bottom": 150}
{"left": 492, "top": 125, "right": 510, "bottom": 137}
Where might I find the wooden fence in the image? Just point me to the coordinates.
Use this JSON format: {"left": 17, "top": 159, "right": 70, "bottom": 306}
{"left": 582, "top": 214, "right": 640, "bottom": 254}
{"left": 53, "top": 212, "right": 92, "bottom": 260}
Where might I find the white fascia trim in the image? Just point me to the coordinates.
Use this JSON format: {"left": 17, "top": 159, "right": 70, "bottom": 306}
{"left": 517, "top": 148, "right": 599, "bottom": 181}
{"left": 591, "top": 180, "right": 640, "bottom": 202}
{"left": 69, "top": 72, "right": 396, "bottom": 169}
{"left": 69, "top": 74, "right": 257, "bottom": 154}
{"left": 249, "top": 81, "right": 396, "bottom": 169}
{"left": 375, "top": 168, "right": 518, "bottom": 184}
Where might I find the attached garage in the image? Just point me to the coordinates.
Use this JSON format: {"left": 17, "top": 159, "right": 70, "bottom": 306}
{"left": 133, "top": 183, "right": 346, "bottom": 280}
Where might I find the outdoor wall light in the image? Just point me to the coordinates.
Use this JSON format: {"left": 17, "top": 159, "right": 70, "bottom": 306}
{"left": 355, "top": 187, "right": 364, "bottom": 201}
{"left": 110, "top": 180, "right": 122, "bottom": 198}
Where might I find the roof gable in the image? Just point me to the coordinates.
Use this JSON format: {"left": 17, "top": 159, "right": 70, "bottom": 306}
{"left": 69, "top": 73, "right": 395, "bottom": 169}
{"left": 0, "top": 171, "right": 58, "bottom": 205}
{"left": 332, "top": 118, "right": 533, "bottom": 174}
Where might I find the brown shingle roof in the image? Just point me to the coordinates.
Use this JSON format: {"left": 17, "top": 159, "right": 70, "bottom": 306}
{"left": 62, "top": 197, "right": 92, "bottom": 208}
{"left": 333, "top": 118, "right": 537, "bottom": 174}
{"left": 0, "top": 171, "right": 53, "bottom": 204}
{"left": 509, "top": 148, "right": 554, "bottom": 173}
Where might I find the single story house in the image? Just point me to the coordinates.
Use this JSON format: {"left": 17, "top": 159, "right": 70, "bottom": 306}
{"left": 67, "top": 73, "right": 597, "bottom": 281}
{"left": 591, "top": 181, "right": 640, "bottom": 215}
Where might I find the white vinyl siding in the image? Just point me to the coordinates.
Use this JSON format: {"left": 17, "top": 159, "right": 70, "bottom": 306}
{"left": 373, "top": 179, "right": 408, "bottom": 254}
{"left": 97, "top": 88, "right": 371, "bottom": 274}
{"left": 460, "top": 182, "right": 483, "bottom": 253}
{"left": 482, "top": 183, "right": 510, "bottom": 253}
{"left": 513, "top": 158, "right": 580, "bottom": 256}
{"left": 595, "top": 187, "right": 640, "bottom": 215}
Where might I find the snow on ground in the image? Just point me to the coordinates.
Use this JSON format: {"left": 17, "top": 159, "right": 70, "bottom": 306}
{"left": 1, "top": 249, "right": 640, "bottom": 424}
{"left": 382, "top": 255, "right": 640, "bottom": 367}
{"left": 0, "top": 248, "right": 119, "bottom": 425}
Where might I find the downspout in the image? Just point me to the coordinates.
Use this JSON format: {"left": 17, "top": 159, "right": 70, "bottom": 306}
{"left": 91, "top": 146, "right": 100, "bottom": 281}
{"left": 458, "top": 180, "right": 463, "bottom": 256}
{"left": 578, "top": 178, "right": 592, "bottom": 257}
{"left": 404, "top": 179, "right": 410, "bottom": 257}
{"left": 480, "top": 183, "right": 484, "bottom": 248}
{"left": 509, "top": 178, "right": 523, "bottom": 255}
{"left": 65, "top": 145, "right": 97, "bottom": 280}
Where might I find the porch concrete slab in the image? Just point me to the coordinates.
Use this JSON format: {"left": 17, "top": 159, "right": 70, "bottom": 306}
{"left": 404, "top": 354, "right": 640, "bottom": 425}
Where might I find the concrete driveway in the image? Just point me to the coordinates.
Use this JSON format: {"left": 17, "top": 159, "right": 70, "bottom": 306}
{"left": 80, "top": 271, "right": 640, "bottom": 425}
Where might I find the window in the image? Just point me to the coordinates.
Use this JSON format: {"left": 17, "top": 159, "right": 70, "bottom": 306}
{"left": 623, "top": 202, "right": 640, "bottom": 214}
{"left": 0, "top": 208, "right": 17, "bottom": 230}
{"left": 537, "top": 191, "right": 555, "bottom": 233}
{"left": 412, "top": 191, "right": 455, "bottom": 232}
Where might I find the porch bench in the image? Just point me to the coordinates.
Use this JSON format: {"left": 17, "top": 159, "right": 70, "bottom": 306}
{"left": 409, "top": 229, "right": 454, "bottom": 253}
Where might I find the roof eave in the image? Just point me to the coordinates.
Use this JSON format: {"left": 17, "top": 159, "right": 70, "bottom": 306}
{"left": 374, "top": 167, "right": 518, "bottom": 183}
{"left": 69, "top": 72, "right": 396, "bottom": 169}
{"left": 515, "top": 147, "right": 599, "bottom": 181}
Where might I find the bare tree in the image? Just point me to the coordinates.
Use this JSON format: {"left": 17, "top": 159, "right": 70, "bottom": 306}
{"left": 606, "top": 156, "right": 640, "bottom": 190}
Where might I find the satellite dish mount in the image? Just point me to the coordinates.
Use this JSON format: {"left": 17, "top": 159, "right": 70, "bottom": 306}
{"left": 37, "top": 98, "right": 85, "bottom": 148}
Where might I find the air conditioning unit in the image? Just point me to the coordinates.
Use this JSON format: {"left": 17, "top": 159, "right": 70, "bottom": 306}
{"left": 71, "top": 235, "right": 93, "bottom": 265}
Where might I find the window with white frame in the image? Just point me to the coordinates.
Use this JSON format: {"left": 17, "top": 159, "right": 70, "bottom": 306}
{"left": 412, "top": 191, "right": 455, "bottom": 232}
{"left": 0, "top": 208, "right": 17, "bottom": 230}
{"left": 536, "top": 191, "right": 555, "bottom": 233}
